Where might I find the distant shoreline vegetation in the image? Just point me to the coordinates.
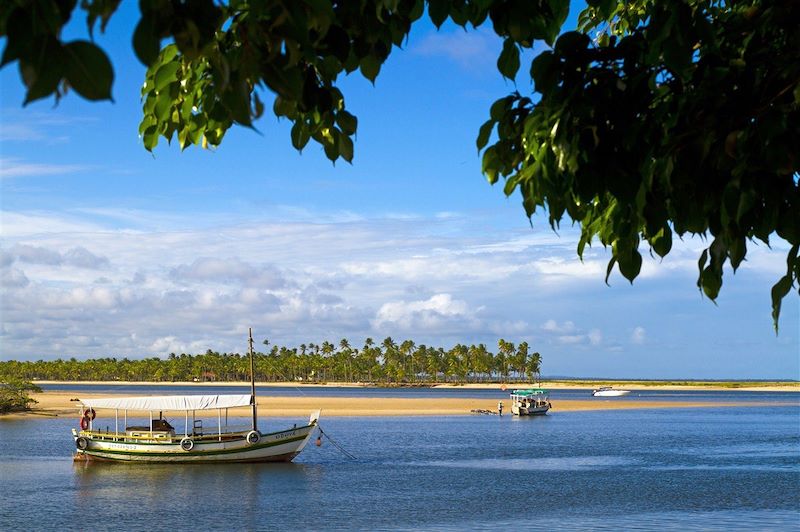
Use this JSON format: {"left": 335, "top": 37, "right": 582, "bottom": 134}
{"left": 0, "top": 338, "right": 543, "bottom": 385}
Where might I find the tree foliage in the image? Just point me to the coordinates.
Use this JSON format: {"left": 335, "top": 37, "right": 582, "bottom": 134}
{"left": 1, "top": 0, "right": 797, "bottom": 328}
{"left": 0, "top": 337, "right": 543, "bottom": 385}
{"left": 0, "top": 378, "right": 42, "bottom": 413}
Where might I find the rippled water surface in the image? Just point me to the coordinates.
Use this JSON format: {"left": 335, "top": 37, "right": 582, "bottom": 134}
{"left": 1, "top": 402, "right": 798, "bottom": 530}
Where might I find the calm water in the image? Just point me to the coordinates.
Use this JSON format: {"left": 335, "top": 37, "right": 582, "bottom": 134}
{"left": 1, "top": 401, "right": 798, "bottom": 530}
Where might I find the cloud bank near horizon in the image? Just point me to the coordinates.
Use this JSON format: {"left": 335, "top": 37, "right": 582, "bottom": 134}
{"left": 2, "top": 206, "right": 796, "bottom": 379}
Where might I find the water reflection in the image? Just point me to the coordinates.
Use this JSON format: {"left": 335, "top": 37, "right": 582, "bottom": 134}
{"left": 415, "top": 455, "right": 638, "bottom": 471}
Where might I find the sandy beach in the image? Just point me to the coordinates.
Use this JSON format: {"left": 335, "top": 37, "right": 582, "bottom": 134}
{"left": 4, "top": 390, "right": 794, "bottom": 420}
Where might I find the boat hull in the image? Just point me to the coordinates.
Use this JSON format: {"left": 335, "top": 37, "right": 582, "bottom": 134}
{"left": 73, "top": 423, "right": 317, "bottom": 464}
{"left": 511, "top": 405, "right": 550, "bottom": 416}
{"left": 592, "top": 390, "right": 631, "bottom": 397}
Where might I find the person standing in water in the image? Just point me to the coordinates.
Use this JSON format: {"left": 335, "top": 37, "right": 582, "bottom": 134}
{"left": 498, "top": 401, "right": 503, "bottom": 416}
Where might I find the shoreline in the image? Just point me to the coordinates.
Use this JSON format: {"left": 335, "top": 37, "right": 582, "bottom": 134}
{"left": 27, "top": 379, "right": 800, "bottom": 392}
{"left": 1, "top": 391, "right": 796, "bottom": 420}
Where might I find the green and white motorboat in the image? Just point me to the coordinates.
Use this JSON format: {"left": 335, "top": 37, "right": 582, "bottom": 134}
{"left": 72, "top": 395, "right": 320, "bottom": 463}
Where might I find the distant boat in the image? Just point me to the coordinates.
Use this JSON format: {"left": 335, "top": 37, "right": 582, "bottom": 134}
{"left": 72, "top": 329, "right": 320, "bottom": 463}
{"left": 591, "top": 386, "right": 631, "bottom": 397}
{"left": 510, "top": 388, "right": 551, "bottom": 415}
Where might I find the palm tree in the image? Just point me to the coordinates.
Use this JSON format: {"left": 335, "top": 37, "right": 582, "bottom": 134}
{"left": 399, "top": 339, "right": 415, "bottom": 382}
{"left": 528, "top": 351, "right": 542, "bottom": 384}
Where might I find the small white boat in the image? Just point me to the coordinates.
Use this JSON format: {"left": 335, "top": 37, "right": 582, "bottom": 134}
{"left": 510, "top": 389, "right": 551, "bottom": 416}
{"left": 591, "top": 386, "right": 631, "bottom": 397}
{"left": 72, "top": 329, "right": 320, "bottom": 463}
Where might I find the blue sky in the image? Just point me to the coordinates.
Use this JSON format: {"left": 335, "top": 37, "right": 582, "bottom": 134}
{"left": 1, "top": 4, "right": 798, "bottom": 379}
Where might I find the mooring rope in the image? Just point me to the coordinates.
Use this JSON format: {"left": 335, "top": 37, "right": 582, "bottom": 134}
{"left": 318, "top": 426, "right": 356, "bottom": 460}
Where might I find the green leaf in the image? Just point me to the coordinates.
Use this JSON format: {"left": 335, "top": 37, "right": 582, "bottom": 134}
{"left": 618, "top": 249, "right": 642, "bottom": 283}
{"left": 133, "top": 16, "right": 160, "bottom": 67}
{"left": 154, "top": 91, "right": 172, "bottom": 122}
{"left": 85, "top": 0, "right": 121, "bottom": 37}
{"left": 651, "top": 227, "right": 672, "bottom": 258}
{"left": 21, "top": 38, "right": 65, "bottom": 105}
{"left": 1, "top": 7, "right": 34, "bottom": 68}
{"left": 428, "top": 0, "right": 449, "bottom": 27}
{"left": 338, "top": 132, "right": 354, "bottom": 163}
{"left": 489, "top": 97, "right": 511, "bottom": 121}
{"left": 336, "top": 110, "right": 358, "bottom": 136}
{"left": 701, "top": 266, "right": 722, "bottom": 300}
{"left": 497, "top": 39, "right": 520, "bottom": 81}
{"left": 605, "top": 257, "right": 617, "bottom": 285}
{"left": 154, "top": 62, "right": 180, "bottom": 91}
{"left": 290, "top": 121, "right": 310, "bottom": 151}
{"left": 530, "top": 51, "right": 557, "bottom": 93}
{"left": 476, "top": 120, "right": 494, "bottom": 152}
{"left": 360, "top": 55, "right": 381, "bottom": 83}
{"left": 770, "top": 275, "right": 792, "bottom": 332}
{"left": 554, "top": 31, "right": 590, "bottom": 56}
{"left": 63, "top": 41, "right": 114, "bottom": 101}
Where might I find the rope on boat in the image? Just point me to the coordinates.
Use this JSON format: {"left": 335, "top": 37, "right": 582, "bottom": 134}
{"left": 318, "top": 426, "right": 356, "bottom": 460}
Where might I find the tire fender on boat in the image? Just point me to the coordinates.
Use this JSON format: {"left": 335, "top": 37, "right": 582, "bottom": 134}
{"left": 76, "top": 436, "right": 89, "bottom": 450}
{"left": 180, "top": 437, "right": 194, "bottom": 451}
{"left": 246, "top": 430, "right": 260, "bottom": 445}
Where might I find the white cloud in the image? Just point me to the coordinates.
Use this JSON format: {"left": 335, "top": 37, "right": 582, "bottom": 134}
{"left": 541, "top": 320, "right": 604, "bottom": 347}
{"left": 631, "top": 326, "right": 646, "bottom": 344}
{"left": 0, "top": 208, "right": 794, "bottom": 363}
{"left": 148, "top": 336, "right": 209, "bottom": 355}
{"left": 11, "top": 244, "right": 63, "bottom": 265}
{"left": 1, "top": 267, "right": 29, "bottom": 288}
{"left": 413, "top": 28, "right": 499, "bottom": 71}
{"left": 6, "top": 244, "right": 109, "bottom": 269}
{"left": 170, "top": 257, "right": 287, "bottom": 288}
{"left": 542, "top": 320, "right": 577, "bottom": 333}
{"left": 372, "top": 294, "right": 481, "bottom": 332}
{"left": 63, "top": 247, "right": 110, "bottom": 269}
{"left": 0, "top": 157, "right": 91, "bottom": 178}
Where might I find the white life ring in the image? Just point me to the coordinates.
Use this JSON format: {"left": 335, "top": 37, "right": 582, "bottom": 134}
{"left": 246, "top": 430, "right": 260, "bottom": 445}
{"left": 180, "top": 437, "right": 194, "bottom": 451}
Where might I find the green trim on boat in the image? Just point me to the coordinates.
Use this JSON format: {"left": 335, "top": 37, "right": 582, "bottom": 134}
{"left": 81, "top": 434, "right": 308, "bottom": 458}
{"left": 511, "top": 389, "right": 548, "bottom": 395}
{"left": 80, "top": 424, "right": 314, "bottom": 447}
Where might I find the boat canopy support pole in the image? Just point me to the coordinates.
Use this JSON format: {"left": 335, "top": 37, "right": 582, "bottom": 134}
{"left": 149, "top": 411, "right": 153, "bottom": 435}
{"left": 217, "top": 409, "right": 222, "bottom": 441}
{"left": 184, "top": 411, "right": 188, "bottom": 437}
{"left": 249, "top": 327, "right": 258, "bottom": 432}
{"left": 115, "top": 409, "right": 118, "bottom": 438}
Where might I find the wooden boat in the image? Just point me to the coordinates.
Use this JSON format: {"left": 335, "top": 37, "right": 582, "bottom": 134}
{"left": 510, "top": 389, "right": 551, "bottom": 416}
{"left": 591, "top": 386, "right": 631, "bottom": 397}
{"left": 72, "top": 330, "right": 320, "bottom": 463}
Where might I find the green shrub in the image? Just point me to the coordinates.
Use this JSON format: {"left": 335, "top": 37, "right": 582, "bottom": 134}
{"left": 0, "top": 378, "right": 42, "bottom": 413}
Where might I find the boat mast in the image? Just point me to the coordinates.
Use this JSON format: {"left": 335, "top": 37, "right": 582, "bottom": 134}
{"left": 249, "top": 327, "right": 258, "bottom": 432}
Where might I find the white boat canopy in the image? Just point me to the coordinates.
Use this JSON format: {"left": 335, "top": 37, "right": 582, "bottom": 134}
{"left": 79, "top": 394, "right": 252, "bottom": 412}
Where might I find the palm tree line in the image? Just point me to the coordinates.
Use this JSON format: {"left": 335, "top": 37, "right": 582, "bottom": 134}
{"left": 0, "top": 338, "right": 542, "bottom": 384}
